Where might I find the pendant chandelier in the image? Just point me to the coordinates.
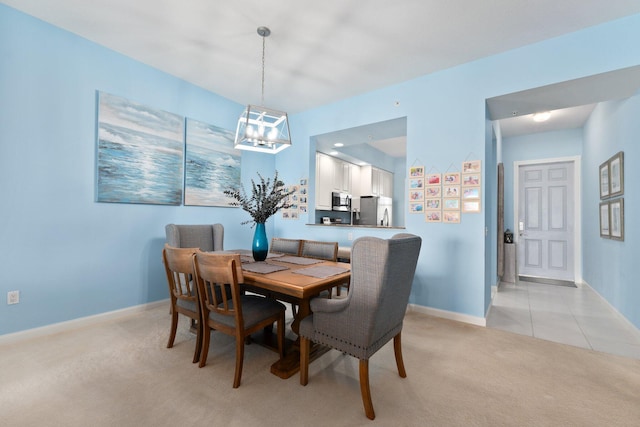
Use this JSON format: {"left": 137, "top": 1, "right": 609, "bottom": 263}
{"left": 234, "top": 27, "right": 291, "bottom": 154}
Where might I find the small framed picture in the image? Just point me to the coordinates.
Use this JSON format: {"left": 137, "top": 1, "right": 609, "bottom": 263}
{"left": 462, "top": 187, "right": 481, "bottom": 200}
{"left": 462, "top": 200, "right": 481, "bottom": 213}
{"left": 462, "top": 160, "right": 481, "bottom": 174}
{"left": 444, "top": 185, "right": 460, "bottom": 198}
{"left": 599, "top": 201, "right": 610, "bottom": 238}
{"left": 609, "top": 151, "right": 624, "bottom": 197}
{"left": 443, "top": 172, "right": 460, "bottom": 185}
{"left": 599, "top": 160, "right": 610, "bottom": 199}
{"left": 443, "top": 198, "right": 460, "bottom": 210}
{"left": 409, "top": 190, "right": 424, "bottom": 201}
{"left": 425, "top": 210, "right": 441, "bottom": 223}
{"left": 426, "top": 186, "right": 441, "bottom": 198}
{"left": 443, "top": 211, "right": 461, "bottom": 223}
{"left": 409, "top": 178, "right": 424, "bottom": 189}
{"left": 609, "top": 198, "right": 624, "bottom": 241}
{"left": 426, "top": 173, "right": 441, "bottom": 185}
{"left": 409, "top": 202, "right": 424, "bottom": 213}
{"left": 409, "top": 166, "right": 424, "bottom": 178}
{"left": 462, "top": 173, "right": 481, "bottom": 187}
{"left": 425, "top": 198, "right": 441, "bottom": 209}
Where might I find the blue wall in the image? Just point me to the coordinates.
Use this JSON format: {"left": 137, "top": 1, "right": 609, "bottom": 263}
{"left": 2, "top": 4, "right": 640, "bottom": 335}
{"left": 583, "top": 96, "right": 640, "bottom": 327}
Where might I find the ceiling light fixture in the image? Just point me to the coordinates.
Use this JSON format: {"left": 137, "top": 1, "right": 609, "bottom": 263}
{"left": 334, "top": 143, "right": 344, "bottom": 147}
{"left": 533, "top": 111, "right": 551, "bottom": 122}
{"left": 234, "top": 27, "right": 291, "bottom": 154}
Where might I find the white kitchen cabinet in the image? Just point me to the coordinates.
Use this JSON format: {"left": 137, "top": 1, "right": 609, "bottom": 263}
{"left": 360, "top": 165, "right": 393, "bottom": 198}
{"left": 315, "top": 152, "right": 334, "bottom": 210}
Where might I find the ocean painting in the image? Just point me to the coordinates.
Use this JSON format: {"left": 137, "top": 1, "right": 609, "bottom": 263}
{"left": 96, "top": 92, "right": 184, "bottom": 205}
{"left": 184, "top": 119, "right": 241, "bottom": 207}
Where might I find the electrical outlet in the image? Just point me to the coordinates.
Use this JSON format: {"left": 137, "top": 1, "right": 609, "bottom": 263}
{"left": 7, "top": 290, "right": 19, "bottom": 305}
{"left": 348, "top": 232, "right": 353, "bottom": 241}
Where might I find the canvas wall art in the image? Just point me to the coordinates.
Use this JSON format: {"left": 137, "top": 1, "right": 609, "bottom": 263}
{"left": 96, "top": 92, "right": 184, "bottom": 205}
{"left": 184, "top": 119, "right": 241, "bottom": 207}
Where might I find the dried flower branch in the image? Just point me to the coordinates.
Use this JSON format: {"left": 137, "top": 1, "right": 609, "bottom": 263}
{"left": 224, "top": 171, "right": 294, "bottom": 226}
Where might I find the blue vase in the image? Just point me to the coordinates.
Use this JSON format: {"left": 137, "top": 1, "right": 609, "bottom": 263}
{"left": 252, "top": 222, "right": 268, "bottom": 261}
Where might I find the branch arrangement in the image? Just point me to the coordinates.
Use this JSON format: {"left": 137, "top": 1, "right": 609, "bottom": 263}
{"left": 224, "top": 171, "right": 294, "bottom": 226}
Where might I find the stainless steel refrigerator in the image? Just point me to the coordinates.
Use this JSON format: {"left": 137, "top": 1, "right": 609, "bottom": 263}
{"left": 359, "top": 196, "right": 392, "bottom": 226}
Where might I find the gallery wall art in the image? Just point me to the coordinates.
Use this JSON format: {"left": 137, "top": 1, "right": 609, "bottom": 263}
{"left": 184, "top": 119, "right": 241, "bottom": 207}
{"left": 96, "top": 92, "right": 184, "bottom": 205}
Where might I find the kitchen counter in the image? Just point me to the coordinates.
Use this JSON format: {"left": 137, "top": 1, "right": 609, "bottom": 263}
{"left": 307, "top": 223, "right": 405, "bottom": 229}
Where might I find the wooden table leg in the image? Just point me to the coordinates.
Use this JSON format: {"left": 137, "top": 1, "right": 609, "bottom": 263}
{"left": 270, "top": 296, "right": 329, "bottom": 379}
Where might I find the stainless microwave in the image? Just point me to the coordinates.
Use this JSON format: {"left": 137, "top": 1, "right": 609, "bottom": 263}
{"left": 332, "top": 192, "right": 352, "bottom": 211}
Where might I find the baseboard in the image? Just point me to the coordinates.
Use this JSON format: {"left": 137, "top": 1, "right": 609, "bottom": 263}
{"left": 408, "top": 303, "right": 486, "bottom": 327}
{"left": 0, "top": 299, "right": 168, "bottom": 345}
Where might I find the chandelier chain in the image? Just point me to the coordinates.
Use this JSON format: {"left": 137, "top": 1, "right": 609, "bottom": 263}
{"left": 261, "top": 34, "right": 265, "bottom": 106}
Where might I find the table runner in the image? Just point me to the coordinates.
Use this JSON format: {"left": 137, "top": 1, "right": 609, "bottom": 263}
{"left": 292, "top": 265, "right": 350, "bottom": 279}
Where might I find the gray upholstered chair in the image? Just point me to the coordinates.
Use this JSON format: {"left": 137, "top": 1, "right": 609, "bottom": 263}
{"left": 300, "top": 240, "right": 338, "bottom": 261}
{"left": 165, "top": 223, "right": 224, "bottom": 251}
{"left": 299, "top": 233, "right": 422, "bottom": 420}
{"left": 269, "top": 237, "right": 303, "bottom": 256}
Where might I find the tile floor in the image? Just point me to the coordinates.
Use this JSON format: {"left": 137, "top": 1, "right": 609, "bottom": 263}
{"left": 487, "top": 279, "right": 640, "bottom": 359}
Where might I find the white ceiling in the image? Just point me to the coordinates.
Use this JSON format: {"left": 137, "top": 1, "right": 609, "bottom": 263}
{"left": 4, "top": 0, "right": 640, "bottom": 116}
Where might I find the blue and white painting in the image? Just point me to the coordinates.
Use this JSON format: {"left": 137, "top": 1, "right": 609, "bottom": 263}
{"left": 185, "top": 119, "right": 241, "bottom": 207}
{"left": 96, "top": 92, "right": 184, "bottom": 205}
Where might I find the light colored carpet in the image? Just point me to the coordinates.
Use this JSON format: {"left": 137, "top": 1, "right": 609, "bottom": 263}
{"left": 1, "top": 305, "right": 639, "bottom": 426}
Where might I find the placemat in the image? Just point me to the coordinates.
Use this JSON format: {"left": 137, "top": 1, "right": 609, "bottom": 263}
{"left": 277, "top": 256, "right": 323, "bottom": 265}
{"left": 292, "top": 265, "right": 350, "bottom": 279}
{"left": 241, "top": 262, "right": 289, "bottom": 274}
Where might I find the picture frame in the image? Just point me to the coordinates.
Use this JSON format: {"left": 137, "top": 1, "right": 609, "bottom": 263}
{"left": 462, "top": 173, "right": 481, "bottom": 187}
{"left": 609, "top": 198, "right": 624, "bottom": 241}
{"left": 599, "top": 201, "right": 610, "bottom": 238}
{"left": 444, "top": 185, "right": 460, "bottom": 198}
{"left": 599, "top": 160, "right": 610, "bottom": 199}
{"left": 426, "top": 186, "right": 441, "bottom": 198}
{"left": 409, "top": 178, "right": 424, "bottom": 189}
{"left": 462, "top": 186, "right": 481, "bottom": 200}
{"left": 608, "top": 151, "right": 624, "bottom": 197}
{"left": 443, "top": 172, "right": 460, "bottom": 185}
{"left": 462, "top": 200, "right": 481, "bottom": 213}
{"left": 426, "top": 173, "right": 441, "bottom": 185}
{"left": 462, "top": 160, "right": 481, "bottom": 174}
{"left": 409, "top": 190, "right": 424, "bottom": 201}
{"left": 409, "top": 166, "right": 424, "bottom": 178}
{"left": 425, "top": 198, "right": 441, "bottom": 209}
{"left": 443, "top": 211, "right": 461, "bottom": 223}
{"left": 443, "top": 198, "right": 460, "bottom": 210}
{"left": 425, "top": 210, "right": 441, "bottom": 223}
{"left": 409, "top": 202, "right": 424, "bottom": 213}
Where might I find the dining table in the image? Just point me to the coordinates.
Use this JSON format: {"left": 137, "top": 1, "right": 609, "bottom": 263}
{"left": 228, "top": 250, "right": 351, "bottom": 379}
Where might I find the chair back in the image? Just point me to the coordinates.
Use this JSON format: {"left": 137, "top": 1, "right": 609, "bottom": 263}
{"left": 165, "top": 224, "right": 224, "bottom": 251}
{"left": 192, "top": 250, "right": 245, "bottom": 324}
{"left": 270, "top": 238, "right": 302, "bottom": 256}
{"left": 162, "top": 244, "right": 198, "bottom": 305}
{"left": 349, "top": 233, "right": 421, "bottom": 348}
{"left": 301, "top": 240, "right": 338, "bottom": 261}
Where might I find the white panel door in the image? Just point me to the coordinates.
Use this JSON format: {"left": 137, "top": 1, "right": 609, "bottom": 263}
{"left": 517, "top": 161, "right": 574, "bottom": 282}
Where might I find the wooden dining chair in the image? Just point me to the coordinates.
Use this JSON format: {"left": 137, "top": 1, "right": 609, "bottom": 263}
{"left": 192, "top": 250, "right": 286, "bottom": 388}
{"left": 162, "top": 244, "right": 202, "bottom": 364}
{"left": 270, "top": 237, "right": 303, "bottom": 256}
{"left": 299, "top": 234, "right": 422, "bottom": 420}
